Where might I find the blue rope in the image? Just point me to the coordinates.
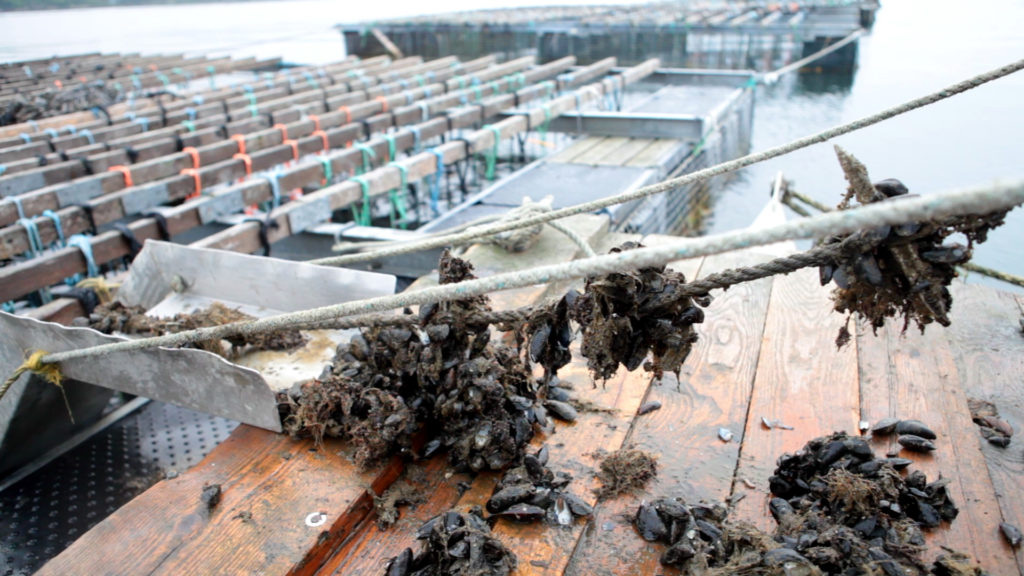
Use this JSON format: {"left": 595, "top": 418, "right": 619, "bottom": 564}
{"left": 7, "top": 196, "right": 26, "bottom": 220}
{"left": 63, "top": 124, "right": 77, "bottom": 135}
{"left": 79, "top": 128, "right": 95, "bottom": 145}
{"left": 17, "top": 217, "right": 44, "bottom": 257}
{"left": 45, "top": 128, "right": 58, "bottom": 139}
{"left": 19, "top": 133, "right": 31, "bottom": 144}
{"left": 409, "top": 126, "right": 422, "bottom": 153}
{"left": 42, "top": 209, "right": 66, "bottom": 247}
{"left": 430, "top": 149, "right": 444, "bottom": 216}
{"left": 258, "top": 171, "right": 283, "bottom": 211}
{"left": 68, "top": 234, "right": 99, "bottom": 278}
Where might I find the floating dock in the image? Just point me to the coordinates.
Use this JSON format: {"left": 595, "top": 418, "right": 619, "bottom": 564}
{"left": 340, "top": 1, "right": 878, "bottom": 72}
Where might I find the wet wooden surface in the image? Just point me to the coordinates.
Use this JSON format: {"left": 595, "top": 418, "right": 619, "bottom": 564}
{"left": 42, "top": 224, "right": 1024, "bottom": 575}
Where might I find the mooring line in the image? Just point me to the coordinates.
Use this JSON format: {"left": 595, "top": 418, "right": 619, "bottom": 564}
{"left": 23, "top": 179, "right": 1024, "bottom": 368}
{"left": 311, "top": 56, "right": 1024, "bottom": 268}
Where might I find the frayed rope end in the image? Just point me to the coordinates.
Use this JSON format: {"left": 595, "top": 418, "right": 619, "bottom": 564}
{"left": 2, "top": 350, "right": 74, "bottom": 424}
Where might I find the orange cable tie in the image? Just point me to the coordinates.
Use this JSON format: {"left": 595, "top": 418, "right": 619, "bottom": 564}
{"left": 233, "top": 153, "right": 252, "bottom": 176}
{"left": 181, "top": 168, "right": 202, "bottom": 200}
{"left": 182, "top": 146, "right": 200, "bottom": 169}
{"left": 108, "top": 165, "right": 133, "bottom": 188}
{"left": 230, "top": 134, "right": 247, "bottom": 155}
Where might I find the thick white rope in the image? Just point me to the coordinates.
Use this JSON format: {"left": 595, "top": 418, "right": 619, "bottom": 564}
{"left": 37, "top": 179, "right": 1024, "bottom": 365}
{"left": 761, "top": 29, "right": 866, "bottom": 85}
{"left": 311, "top": 57, "right": 1024, "bottom": 268}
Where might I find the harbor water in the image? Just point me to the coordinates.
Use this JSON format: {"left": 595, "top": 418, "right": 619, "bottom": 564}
{"left": 0, "top": 0, "right": 1021, "bottom": 287}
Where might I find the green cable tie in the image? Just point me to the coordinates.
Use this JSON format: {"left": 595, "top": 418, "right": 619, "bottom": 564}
{"left": 248, "top": 103, "right": 259, "bottom": 118}
{"left": 490, "top": 80, "right": 500, "bottom": 95}
{"left": 414, "top": 74, "right": 425, "bottom": 87}
{"left": 456, "top": 76, "right": 466, "bottom": 90}
{"left": 505, "top": 75, "right": 515, "bottom": 93}
{"left": 472, "top": 85, "right": 483, "bottom": 102}
{"left": 318, "top": 157, "right": 333, "bottom": 187}
{"left": 386, "top": 162, "right": 409, "bottom": 228}
{"left": 157, "top": 73, "right": 170, "bottom": 87}
{"left": 384, "top": 134, "right": 397, "bottom": 163}
{"left": 538, "top": 104, "right": 552, "bottom": 142}
{"left": 181, "top": 120, "right": 196, "bottom": 133}
{"left": 482, "top": 124, "right": 501, "bottom": 181}
{"left": 354, "top": 143, "right": 376, "bottom": 175}
{"left": 349, "top": 175, "right": 372, "bottom": 226}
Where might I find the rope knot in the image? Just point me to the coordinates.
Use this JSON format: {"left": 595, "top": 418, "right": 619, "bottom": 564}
{"left": 2, "top": 349, "right": 73, "bottom": 423}
{"left": 475, "top": 196, "right": 553, "bottom": 253}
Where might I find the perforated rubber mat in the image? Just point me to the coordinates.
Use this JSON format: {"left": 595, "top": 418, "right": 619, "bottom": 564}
{"left": 0, "top": 400, "right": 238, "bottom": 575}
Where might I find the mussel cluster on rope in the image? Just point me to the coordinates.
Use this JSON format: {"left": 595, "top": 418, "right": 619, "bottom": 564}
{"left": 276, "top": 246, "right": 708, "bottom": 470}
{"left": 818, "top": 149, "right": 1009, "bottom": 342}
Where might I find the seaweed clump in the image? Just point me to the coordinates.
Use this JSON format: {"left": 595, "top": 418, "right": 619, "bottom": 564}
{"left": 80, "top": 301, "right": 307, "bottom": 357}
{"left": 279, "top": 251, "right": 538, "bottom": 470}
{"left": 595, "top": 448, "right": 658, "bottom": 498}
{"left": 385, "top": 508, "right": 516, "bottom": 576}
{"left": 819, "top": 147, "right": 1009, "bottom": 338}
{"left": 570, "top": 242, "right": 708, "bottom": 381}
{"left": 635, "top": 432, "right": 988, "bottom": 575}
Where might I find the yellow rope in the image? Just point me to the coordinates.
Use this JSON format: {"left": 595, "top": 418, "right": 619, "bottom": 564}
{"left": 75, "top": 277, "right": 119, "bottom": 304}
{"left": 1, "top": 350, "right": 74, "bottom": 423}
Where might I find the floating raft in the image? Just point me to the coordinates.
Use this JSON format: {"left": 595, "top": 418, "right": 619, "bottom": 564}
{"left": 340, "top": 0, "right": 878, "bottom": 71}
{"left": 23, "top": 216, "right": 1024, "bottom": 576}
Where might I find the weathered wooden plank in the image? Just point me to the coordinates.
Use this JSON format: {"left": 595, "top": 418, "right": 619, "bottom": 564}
{"left": 567, "top": 248, "right": 774, "bottom": 576}
{"left": 731, "top": 267, "right": 860, "bottom": 530}
{"left": 39, "top": 425, "right": 398, "bottom": 576}
{"left": 857, "top": 315, "right": 1017, "bottom": 573}
{"left": 570, "top": 136, "right": 631, "bottom": 165}
{"left": 943, "top": 282, "right": 1024, "bottom": 573}
{"left": 591, "top": 138, "right": 655, "bottom": 166}
{"left": 623, "top": 139, "right": 679, "bottom": 168}
{"left": 546, "top": 137, "right": 604, "bottom": 164}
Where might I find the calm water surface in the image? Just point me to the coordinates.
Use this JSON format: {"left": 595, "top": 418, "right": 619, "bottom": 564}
{"left": 1, "top": 0, "right": 1022, "bottom": 287}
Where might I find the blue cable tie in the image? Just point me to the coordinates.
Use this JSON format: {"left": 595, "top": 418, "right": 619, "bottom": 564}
{"left": 134, "top": 117, "right": 150, "bottom": 132}
{"left": 42, "top": 209, "right": 66, "bottom": 247}
{"left": 185, "top": 107, "right": 197, "bottom": 121}
{"left": 49, "top": 63, "right": 60, "bottom": 73}
{"left": 399, "top": 79, "right": 409, "bottom": 90}
{"left": 124, "top": 111, "right": 136, "bottom": 121}
{"left": 417, "top": 102, "right": 430, "bottom": 122}
{"left": 133, "top": 66, "right": 142, "bottom": 75}
{"left": 79, "top": 128, "right": 95, "bottom": 145}
{"left": 67, "top": 234, "right": 99, "bottom": 278}
{"left": 409, "top": 126, "right": 422, "bottom": 153}
{"left": 193, "top": 94, "right": 205, "bottom": 106}
{"left": 0, "top": 165, "right": 5, "bottom": 177}
{"left": 19, "top": 133, "right": 31, "bottom": 144}
{"left": 430, "top": 149, "right": 444, "bottom": 216}
{"left": 17, "top": 217, "right": 44, "bottom": 258}
{"left": 259, "top": 171, "right": 283, "bottom": 210}
{"left": 28, "top": 119, "right": 39, "bottom": 132}
{"left": 423, "top": 87, "right": 432, "bottom": 99}
{"left": 45, "top": 128, "right": 58, "bottom": 139}
{"left": 7, "top": 196, "right": 26, "bottom": 220}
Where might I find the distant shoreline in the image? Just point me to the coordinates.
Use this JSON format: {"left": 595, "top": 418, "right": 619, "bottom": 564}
{"left": 0, "top": 0, "right": 275, "bottom": 12}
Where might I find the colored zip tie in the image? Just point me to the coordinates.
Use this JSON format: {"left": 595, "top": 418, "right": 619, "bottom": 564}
{"left": 413, "top": 74, "right": 425, "bottom": 87}
{"left": 273, "top": 123, "right": 289, "bottom": 141}
{"left": 386, "top": 162, "right": 409, "bottom": 229}
{"left": 354, "top": 143, "right": 376, "bottom": 175}
{"left": 0, "top": 165, "right": 5, "bottom": 177}
{"left": 19, "top": 133, "right": 31, "bottom": 144}
{"left": 42, "top": 209, "right": 66, "bottom": 247}
{"left": 307, "top": 114, "right": 321, "bottom": 132}
{"left": 45, "top": 128, "right": 58, "bottom": 139}
{"left": 312, "top": 130, "right": 329, "bottom": 152}
{"left": 417, "top": 102, "right": 430, "bottom": 122}
{"left": 181, "top": 120, "right": 196, "bottom": 133}
{"left": 338, "top": 105, "right": 352, "bottom": 124}
{"left": 482, "top": 124, "right": 501, "bottom": 181}
{"left": 62, "top": 125, "right": 76, "bottom": 135}
{"left": 6, "top": 196, "right": 26, "bottom": 220}
{"left": 182, "top": 146, "right": 200, "bottom": 169}
{"left": 349, "top": 175, "right": 372, "bottom": 226}
{"left": 429, "top": 149, "right": 444, "bottom": 216}
{"left": 231, "top": 134, "right": 247, "bottom": 154}
{"left": 471, "top": 85, "right": 483, "bottom": 102}
{"left": 108, "top": 165, "right": 133, "bottom": 187}
{"left": 134, "top": 117, "right": 150, "bottom": 132}
{"left": 384, "top": 133, "right": 397, "bottom": 163}
{"left": 409, "top": 126, "right": 422, "bottom": 153}
{"left": 27, "top": 119, "right": 39, "bottom": 132}
{"left": 157, "top": 72, "right": 170, "bottom": 87}
{"left": 193, "top": 95, "right": 205, "bottom": 106}
{"left": 284, "top": 139, "right": 299, "bottom": 162}
{"left": 79, "top": 128, "right": 95, "bottom": 145}
{"left": 375, "top": 96, "right": 389, "bottom": 113}
{"left": 181, "top": 168, "right": 202, "bottom": 200}
{"left": 538, "top": 104, "right": 552, "bottom": 142}
{"left": 185, "top": 106, "right": 197, "bottom": 121}
{"left": 303, "top": 71, "right": 319, "bottom": 89}
{"left": 318, "top": 157, "right": 333, "bottom": 187}
{"left": 17, "top": 217, "right": 44, "bottom": 257}
{"left": 233, "top": 153, "right": 253, "bottom": 177}
{"left": 259, "top": 172, "right": 282, "bottom": 210}
{"left": 68, "top": 234, "right": 100, "bottom": 278}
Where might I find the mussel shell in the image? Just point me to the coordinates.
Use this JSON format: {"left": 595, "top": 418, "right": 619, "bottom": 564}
{"left": 883, "top": 457, "right": 913, "bottom": 470}
{"left": 763, "top": 548, "right": 814, "bottom": 568}
{"left": 560, "top": 492, "right": 593, "bottom": 516}
{"left": 554, "top": 497, "right": 573, "bottom": 526}
{"left": 987, "top": 435, "right": 1011, "bottom": 448}
{"left": 544, "top": 400, "right": 578, "bottom": 422}
{"left": 492, "top": 503, "right": 545, "bottom": 522}
{"left": 386, "top": 547, "right": 413, "bottom": 576}
{"left": 638, "top": 401, "right": 662, "bottom": 415}
{"left": 898, "top": 434, "right": 936, "bottom": 452}
{"left": 1001, "top": 522, "right": 1023, "bottom": 547}
{"left": 635, "top": 503, "right": 668, "bottom": 541}
{"left": 870, "top": 417, "right": 900, "bottom": 435}
{"left": 874, "top": 179, "right": 909, "bottom": 198}
{"left": 662, "top": 540, "right": 696, "bottom": 565}
{"left": 819, "top": 263, "right": 835, "bottom": 286}
{"left": 921, "top": 245, "right": 968, "bottom": 264}
{"left": 854, "top": 254, "right": 884, "bottom": 287}
{"left": 769, "top": 497, "right": 795, "bottom": 522}
{"left": 487, "top": 484, "right": 535, "bottom": 513}
{"left": 896, "top": 419, "right": 937, "bottom": 440}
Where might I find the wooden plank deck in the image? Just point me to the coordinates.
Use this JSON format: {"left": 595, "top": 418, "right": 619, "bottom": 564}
{"left": 39, "top": 229, "right": 1024, "bottom": 575}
